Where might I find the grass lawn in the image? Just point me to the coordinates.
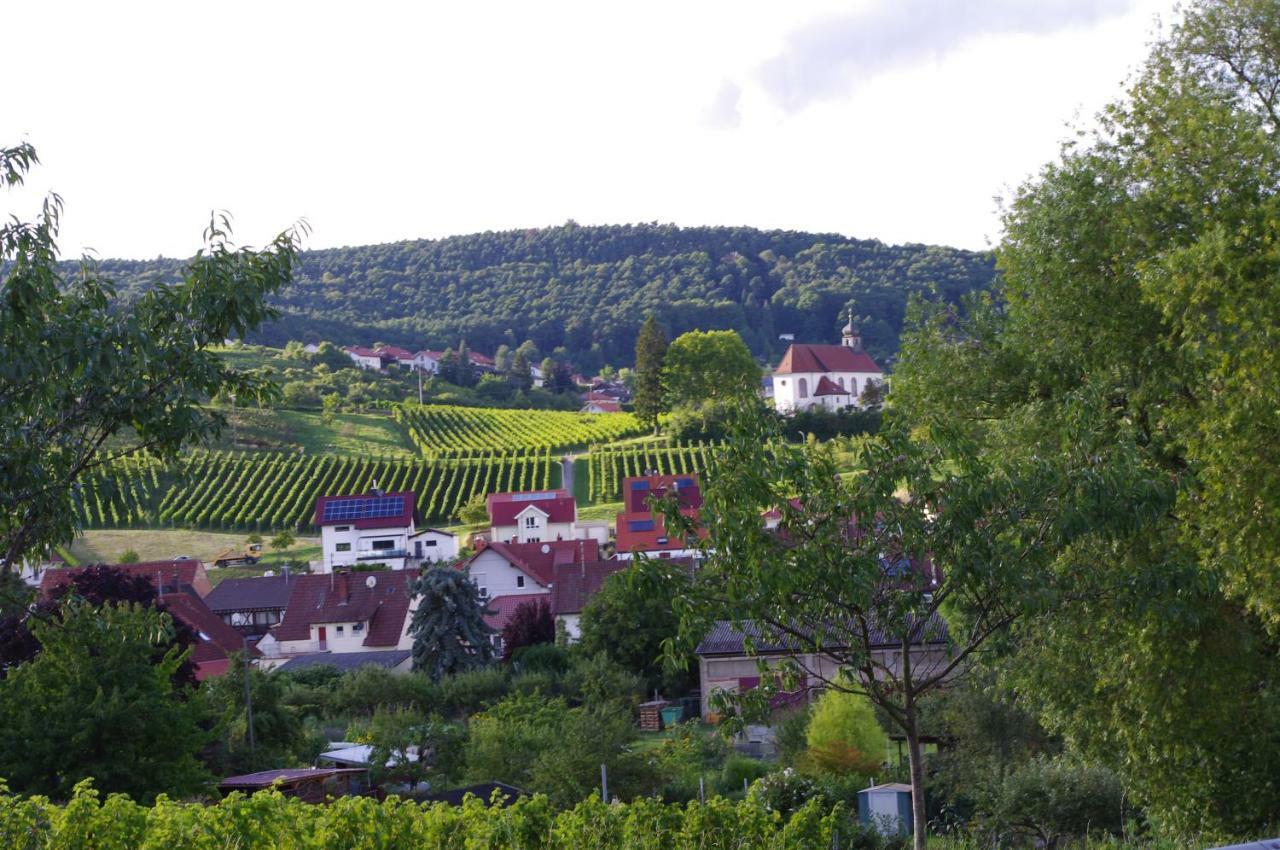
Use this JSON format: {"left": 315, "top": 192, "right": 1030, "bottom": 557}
{"left": 578, "top": 501, "right": 623, "bottom": 522}
{"left": 208, "top": 408, "right": 415, "bottom": 456}
{"left": 69, "top": 529, "right": 321, "bottom": 578}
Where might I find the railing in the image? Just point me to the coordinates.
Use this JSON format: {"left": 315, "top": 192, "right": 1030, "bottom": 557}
{"left": 356, "top": 549, "right": 409, "bottom": 560}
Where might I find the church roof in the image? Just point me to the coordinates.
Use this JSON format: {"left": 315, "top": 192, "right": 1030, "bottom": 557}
{"left": 813, "top": 376, "right": 850, "bottom": 397}
{"left": 774, "top": 344, "right": 881, "bottom": 376}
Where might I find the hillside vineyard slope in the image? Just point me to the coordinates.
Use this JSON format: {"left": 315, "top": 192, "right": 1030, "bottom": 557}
{"left": 77, "top": 222, "right": 996, "bottom": 370}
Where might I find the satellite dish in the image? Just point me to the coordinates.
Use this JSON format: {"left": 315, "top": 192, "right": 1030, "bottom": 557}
{"left": 540, "top": 543, "right": 551, "bottom": 554}
{"left": 365, "top": 575, "right": 377, "bottom": 589}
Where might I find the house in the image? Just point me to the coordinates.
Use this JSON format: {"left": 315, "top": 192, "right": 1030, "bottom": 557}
{"left": 38, "top": 559, "right": 213, "bottom": 599}
{"left": 377, "top": 345, "right": 415, "bottom": 367}
{"left": 218, "top": 768, "right": 368, "bottom": 802}
{"left": 342, "top": 346, "right": 390, "bottom": 371}
{"left": 467, "top": 540, "right": 623, "bottom": 642}
{"left": 410, "top": 527, "right": 458, "bottom": 563}
{"left": 204, "top": 574, "right": 297, "bottom": 637}
{"left": 314, "top": 489, "right": 418, "bottom": 573}
{"left": 771, "top": 312, "right": 883, "bottom": 414}
{"left": 257, "top": 569, "right": 415, "bottom": 661}
{"left": 581, "top": 397, "right": 622, "bottom": 414}
{"left": 694, "top": 614, "right": 951, "bottom": 719}
{"left": 485, "top": 490, "right": 606, "bottom": 545}
{"left": 159, "top": 591, "right": 260, "bottom": 680}
{"left": 614, "top": 474, "right": 706, "bottom": 560}
{"left": 303, "top": 343, "right": 320, "bottom": 354}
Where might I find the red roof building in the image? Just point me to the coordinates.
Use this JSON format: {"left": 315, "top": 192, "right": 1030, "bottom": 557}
{"left": 486, "top": 490, "right": 581, "bottom": 544}
{"left": 772, "top": 315, "right": 883, "bottom": 415}
{"left": 774, "top": 344, "right": 881, "bottom": 376}
{"left": 615, "top": 474, "right": 706, "bottom": 559}
{"left": 159, "top": 592, "right": 259, "bottom": 680}
{"left": 39, "top": 560, "right": 213, "bottom": 599}
{"left": 267, "top": 570, "right": 413, "bottom": 655}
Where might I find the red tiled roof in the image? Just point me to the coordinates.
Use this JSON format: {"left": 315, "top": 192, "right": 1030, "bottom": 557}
{"left": 376, "top": 345, "right": 414, "bottom": 360}
{"left": 343, "top": 346, "right": 385, "bottom": 359}
{"left": 486, "top": 490, "right": 576, "bottom": 527}
{"left": 813, "top": 375, "right": 850, "bottom": 397}
{"left": 623, "top": 474, "right": 703, "bottom": 514}
{"left": 582, "top": 399, "right": 622, "bottom": 413}
{"left": 467, "top": 540, "right": 600, "bottom": 587}
{"left": 314, "top": 490, "right": 417, "bottom": 529}
{"left": 762, "top": 499, "right": 805, "bottom": 521}
{"left": 204, "top": 575, "right": 297, "bottom": 614}
{"left": 468, "top": 351, "right": 495, "bottom": 367}
{"left": 615, "top": 507, "right": 706, "bottom": 554}
{"left": 271, "top": 571, "right": 412, "bottom": 647}
{"left": 774, "top": 344, "right": 881, "bottom": 376}
{"left": 483, "top": 592, "right": 549, "bottom": 631}
{"left": 550, "top": 560, "right": 627, "bottom": 615}
{"left": 160, "top": 592, "right": 259, "bottom": 670}
{"left": 39, "top": 561, "right": 212, "bottom": 599}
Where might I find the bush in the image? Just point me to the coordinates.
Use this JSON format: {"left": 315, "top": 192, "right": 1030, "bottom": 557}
{"left": 437, "top": 666, "right": 511, "bottom": 717}
{"left": 987, "top": 759, "right": 1126, "bottom": 848}
{"left": 562, "top": 650, "right": 645, "bottom": 709}
{"left": 804, "top": 689, "right": 887, "bottom": 778}
{"left": 718, "top": 755, "right": 771, "bottom": 795}
{"left": 648, "top": 721, "right": 730, "bottom": 802}
{"left": 511, "top": 642, "right": 570, "bottom": 675}
{"left": 747, "top": 767, "right": 823, "bottom": 816}
{"left": 330, "top": 667, "right": 439, "bottom": 718}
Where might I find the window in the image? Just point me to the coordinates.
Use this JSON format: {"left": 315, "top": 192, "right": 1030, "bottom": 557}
{"left": 526, "top": 536, "right": 540, "bottom": 543}
{"left": 353, "top": 622, "right": 364, "bottom": 632}
{"left": 838, "top": 377, "right": 845, "bottom": 390}
{"left": 336, "top": 625, "right": 344, "bottom": 636}
{"left": 474, "top": 575, "right": 488, "bottom": 597}
{"left": 798, "top": 378, "right": 808, "bottom": 398}
{"left": 372, "top": 539, "right": 395, "bottom": 551}
{"left": 335, "top": 525, "right": 350, "bottom": 532}
{"left": 424, "top": 539, "right": 436, "bottom": 546}
{"left": 516, "top": 575, "right": 525, "bottom": 589}
{"left": 779, "top": 379, "right": 786, "bottom": 386}
{"left": 335, "top": 542, "right": 352, "bottom": 552}
{"left": 524, "top": 516, "right": 538, "bottom": 528}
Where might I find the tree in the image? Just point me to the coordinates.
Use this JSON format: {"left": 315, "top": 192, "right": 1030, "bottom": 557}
{"left": 662, "top": 329, "right": 760, "bottom": 409}
{"left": 661, "top": 407, "right": 1167, "bottom": 850}
{"left": 633, "top": 316, "right": 668, "bottom": 433}
{"left": 890, "top": 0, "right": 1280, "bottom": 835}
{"left": 408, "top": 567, "right": 496, "bottom": 681}
{"left": 270, "top": 530, "right": 295, "bottom": 552}
{"left": 0, "top": 599, "right": 213, "bottom": 801}
{"left": 353, "top": 707, "right": 464, "bottom": 790}
{"left": 311, "top": 341, "right": 352, "bottom": 371}
{"left": 203, "top": 652, "right": 320, "bottom": 775}
{"left": 803, "top": 687, "right": 887, "bottom": 777}
{"left": 456, "top": 493, "right": 489, "bottom": 525}
{"left": 454, "top": 340, "right": 477, "bottom": 388}
{"left": 579, "top": 564, "right": 694, "bottom": 694}
{"left": 0, "top": 143, "right": 303, "bottom": 569}
{"left": 509, "top": 350, "right": 533, "bottom": 392}
{"left": 494, "top": 344, "right": 513, "bottom": 375}
{"left": 501, "top": 598, "right": 554, "bottom": 662}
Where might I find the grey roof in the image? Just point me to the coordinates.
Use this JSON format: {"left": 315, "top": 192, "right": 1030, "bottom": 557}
{"left": 695, "top": 614, "right": 949, "bottom": 656}
{"left": 274, "top": 649, "right": 412, "bottom": 674}
{"left": 204, "top": 575, "right": 296, "bottom": 613}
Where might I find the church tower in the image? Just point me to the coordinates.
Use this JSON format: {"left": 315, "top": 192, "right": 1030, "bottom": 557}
{"left": 841, "top": 309, "right": 863, "bottom": 352}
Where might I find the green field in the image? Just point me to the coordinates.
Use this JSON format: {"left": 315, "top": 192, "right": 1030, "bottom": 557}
{"left": 69, "top": 528, "right": 320, "bottom": 574}
{"left": 208, "top": 408, "right": 414, "bottom": 456}
{"left": 396, "top": 403, "right": 648, "bottom": 457}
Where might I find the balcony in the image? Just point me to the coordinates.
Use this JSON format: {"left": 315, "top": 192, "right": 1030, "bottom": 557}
{"left": 356, "top": 549, "right": 409, "bottom": 561}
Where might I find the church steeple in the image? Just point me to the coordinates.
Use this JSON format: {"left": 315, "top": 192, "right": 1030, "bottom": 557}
{"left": 841, "top": 309, "right": 862, "bottom": 352}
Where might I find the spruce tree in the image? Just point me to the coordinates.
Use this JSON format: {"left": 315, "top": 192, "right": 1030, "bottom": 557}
{"left": 633, "top": 315, "right": 667, "bottom": 433}
{"left": 408, "top": 567, "right": 496, "bottom": 681}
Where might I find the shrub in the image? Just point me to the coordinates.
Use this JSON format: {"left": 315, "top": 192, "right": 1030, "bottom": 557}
{"left": 804, "top": 689, "right": 887, "bottom": 778}
{"left": 718, "top": 755, "right": 771, "bottom": 795}
{"left": 988, "top": 758, "right": 1126, "bottom": 847}
{"left": 437, "top": 665, "right": 511, "bottom": 717}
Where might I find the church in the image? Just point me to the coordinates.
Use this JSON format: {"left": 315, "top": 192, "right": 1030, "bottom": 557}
{"left": 771, "top": 313, "right": 883, "bottom": 414}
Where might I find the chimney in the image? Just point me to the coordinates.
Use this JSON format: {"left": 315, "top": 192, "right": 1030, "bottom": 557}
{"left": 335, "top": 570, "right": 350, "bottom": 606}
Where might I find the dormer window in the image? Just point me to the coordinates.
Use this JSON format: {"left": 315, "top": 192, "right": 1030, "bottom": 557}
{"left": 524, "top": 516, "right": 538, "bottom": 528}
{"left": 516, "top": 575, "right": 525, "bottom": 589}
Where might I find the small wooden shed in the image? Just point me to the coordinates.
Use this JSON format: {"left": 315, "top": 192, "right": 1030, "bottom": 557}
{"left": 857, "top": 782, "right": 913, "bottom": 837}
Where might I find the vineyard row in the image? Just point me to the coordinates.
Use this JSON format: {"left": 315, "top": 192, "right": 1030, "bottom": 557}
{"left": 394, "top": 403, "right": 646, "bottom": 457}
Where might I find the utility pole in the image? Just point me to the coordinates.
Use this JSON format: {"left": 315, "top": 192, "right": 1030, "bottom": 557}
{"left": 241, "top": 641, "right": 256, "bottom": 760}
{"left": 600, "top": 763, "right": 608, "bottom": 801}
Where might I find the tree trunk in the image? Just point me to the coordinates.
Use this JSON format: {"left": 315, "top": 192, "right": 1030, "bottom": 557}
{"left": 906, "top": 723, "right": 928, "bottom": 850}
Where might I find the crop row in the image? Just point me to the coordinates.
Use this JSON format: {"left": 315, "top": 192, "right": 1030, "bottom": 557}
{"left": 395, "top": 403, "right": 646, "bottom": 457}
{"left": 587, "top": 442, "right": 718, "bottom": 502}
{"left": 73, "top": 449, "right": 556, "bottom": 532}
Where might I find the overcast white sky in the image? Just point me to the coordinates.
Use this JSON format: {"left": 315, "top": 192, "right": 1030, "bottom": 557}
{"left": 1, "top": 0, "right": 1176, "bottom": 259}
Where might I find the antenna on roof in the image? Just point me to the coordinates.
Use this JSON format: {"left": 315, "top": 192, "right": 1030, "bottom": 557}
{"left": 371, "top": 479, "right": 384, "bottom": 497}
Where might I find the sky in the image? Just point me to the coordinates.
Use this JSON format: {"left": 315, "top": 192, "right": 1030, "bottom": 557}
{"left": 2, "top": 0, "right": 1177, "bottom": 259}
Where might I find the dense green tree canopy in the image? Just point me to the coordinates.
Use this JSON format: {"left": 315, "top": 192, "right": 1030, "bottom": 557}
{"left": 408, "top": 568, "right": 496, "bottom": 681}
{"left": 81, "top": 223, "right": 995, "bottom": 372}
{"left": 0, "top": 143, "right": 302, "bottom": 568}
{"left": 893, "top": 0, "right": 1280, "bottom": 835}
{"left": 0, "top": 600, "right": 212, "bottom": 802}
{"left": 662, "top": 329, "right": 760, "bottom": 407}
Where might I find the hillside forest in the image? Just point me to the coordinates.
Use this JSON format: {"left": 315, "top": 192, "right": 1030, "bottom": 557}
{"left": 83, "top": 224, "right": 996, "bottom": 372}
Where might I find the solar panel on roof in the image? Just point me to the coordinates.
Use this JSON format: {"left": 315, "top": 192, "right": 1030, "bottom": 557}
{"left": 631, "top": 481, "right": 650, "bottom": 490}
{"left": 676, "top": 477, "right": 694, "bottom": 487}
{"left": 322, "top": 496, "right": 406, "bottom": 522}
{"left": 628, "top": 518, "right": 656, "bottom": 532}
{"left": 510, "top": 491, "right": 558, "bottom": 502}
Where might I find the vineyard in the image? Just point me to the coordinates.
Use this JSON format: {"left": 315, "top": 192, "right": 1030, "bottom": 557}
{"left": 587, "top": 442, "right": 718, "bottom": 502}
{"left": 395, "top": 403, "right": 647, "bottom": 457}
{"left": 0, "top": 783, "right": 855, "bottom": 849}
{"left": 74, "top": 449, "right": 556, "bottom": 531}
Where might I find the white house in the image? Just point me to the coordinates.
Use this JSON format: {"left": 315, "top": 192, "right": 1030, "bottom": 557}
{"left": 771, "top": 313, "right": 883, "bottom": 414}
{"left": 314, "top": 490, "right": 417, "bottom": 573}
{"left": 409, "top": 527, "right": 457, "bottom": 563}
{"left": 342, "top": 346, "right": 388, "bottom": 371}
{"left": 485, "top": 490, "right": 607, "bottom": 545}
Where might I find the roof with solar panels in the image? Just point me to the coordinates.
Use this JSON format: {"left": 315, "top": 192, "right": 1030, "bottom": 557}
{"left": 314, "top": 489, "right": 417, "bottom": 529}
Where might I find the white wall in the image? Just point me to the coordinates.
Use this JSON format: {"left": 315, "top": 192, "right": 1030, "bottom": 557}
{"left": 319, "top": 522, "right": 414, "bottom": 573}
{"left": 773, "top": 371, "right": 880, "bottom": 414}
{"left": 491, "top": 518, "right": 578, "bottom": 544}
{"left": 467, "top": 548, "right": 551, "bottom": 598}
{"left": 411, "top": 529, "right": 457, "bottom": 563}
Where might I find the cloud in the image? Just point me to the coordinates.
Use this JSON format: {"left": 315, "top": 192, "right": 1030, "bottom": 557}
{"left": 752, "top": 0, "right": 1137, "bottom": 113}
{"left": 705, "top": 79, "right": 744, "bottom": 129}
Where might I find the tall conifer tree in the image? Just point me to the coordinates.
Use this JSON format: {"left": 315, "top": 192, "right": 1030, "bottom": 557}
{"left": 633, "top": 316, "right": 668, "bottom": 433}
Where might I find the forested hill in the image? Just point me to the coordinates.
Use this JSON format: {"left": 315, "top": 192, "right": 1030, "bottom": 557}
{"left": 90, "top": 223, "right": 996, "bottom": 372}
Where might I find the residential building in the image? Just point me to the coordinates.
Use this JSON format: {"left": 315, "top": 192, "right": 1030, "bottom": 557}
{"left": 771, "top": 312, "right": 883, "bottom": 414}
{"left": 410, "top": 527, "right": 458, "bottom": 563}
{"left": 614, "top": 474, "right": 705, "bottom": 560}
{"left": 159, "top": 591, "right": 259, "bottom": 680}
{"left": 549, "top": 558, "right": 627, "bottom": 639}
{"left": 314, "top": 490, "right": 418, "bottom": 573}
{"left": 485, "top": 490, "right": 607, "bottom": 545}
{"left": 342, "top": 346, "right": 390, "bottom": 371}
{"left": 39, "top": 559, "right": 213, "bottom": 599}
{"left": 204, "top": 573, "right": 297, "bottom": 637}
{"left": 258, "top": 569, "right": 414, "bottom": 661}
